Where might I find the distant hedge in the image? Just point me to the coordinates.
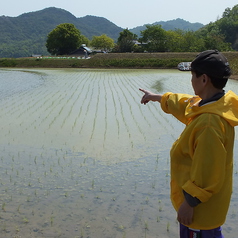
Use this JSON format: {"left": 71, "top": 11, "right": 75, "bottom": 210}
{"left": 0, "top": 52, "right": 237, "bottom": 76}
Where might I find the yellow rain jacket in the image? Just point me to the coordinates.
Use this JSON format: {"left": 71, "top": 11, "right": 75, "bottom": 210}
{"left": 160, "top": 90, "right": 238, "bottom": 230}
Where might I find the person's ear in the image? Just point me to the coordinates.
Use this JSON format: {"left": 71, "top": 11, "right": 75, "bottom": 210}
{"left": 202, "top": 74, "right": 210, "bottom": 84}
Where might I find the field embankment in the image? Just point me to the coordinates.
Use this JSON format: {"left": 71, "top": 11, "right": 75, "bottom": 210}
{"left": 1, "top": 52, "right": 238, "bottom": 77}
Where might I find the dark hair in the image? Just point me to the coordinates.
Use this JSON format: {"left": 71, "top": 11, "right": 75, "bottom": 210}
{"left": 193, "top": 70, "right": 228, "bottom": 89}
{"left": 190, "top": 50, "right": 232, "bottom": 89}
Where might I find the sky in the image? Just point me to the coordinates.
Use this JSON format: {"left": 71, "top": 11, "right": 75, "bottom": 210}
{"left": 1, "top": 0, "right": 238, "bottom": 29}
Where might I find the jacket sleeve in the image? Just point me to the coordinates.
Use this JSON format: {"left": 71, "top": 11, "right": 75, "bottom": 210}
{"left": 160, "top": 92, "right": 193, "bottom": 124}
{"left": 182, "top": 115, "right": 227, "bottom": 203}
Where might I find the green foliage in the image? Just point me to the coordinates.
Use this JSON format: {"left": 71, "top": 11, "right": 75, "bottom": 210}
{"left": 90, "top": 34, "right": 115, "bottom": 52}
{"left": 195, "top": 4, "right": 238, "bottom": 50}
{"left": 85, "top": 55, "right": 193, "bottom": 68}
{"left": 0, "top": 5, "right": 238, "bottom": 57}
{"left": 1, "top": 53, "right": 237, "bottom": 76}
{"left": 0, "top": 7, "right": 122, "bottom": 58}
{"left": 135, "top": 6, "right": 238, "bottom": 53}
{"left": 78, "top": 15, "right": 122, "bottom": 40}
{"left": 131, "top": 18, "right": 204, "bottom": 36}
{"left": 140, "top": 25, "right": 167, "bottom": 52}
{"left": 117, "top": 29, "right": 137, "bottom": 52}
{"left": 195, "top": 20, "right": 232, "bottom": 51}
{"left": 217, "top": 5, "right": 238, "bottom": 50}
{"left": 165, "top": 30, "right": 184, "bottom": 52}
{"left": 80, "top": 35, "right": 90, "bottom": 46}
{"left": 0, "top": 59, "right": 17, "bottom": 67}
{"left": 138, "top": 25, "right": 232, "bottom": 53}
{"left": 179, "top": 31, "right": 205, "bottom": 52}
{"left": 46, "top": 23, "right": 85, "bottom": 55}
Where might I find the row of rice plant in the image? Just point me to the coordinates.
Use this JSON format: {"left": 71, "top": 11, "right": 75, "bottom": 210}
{"left": 0, "top": 68, "right": 237, "bottom": 237}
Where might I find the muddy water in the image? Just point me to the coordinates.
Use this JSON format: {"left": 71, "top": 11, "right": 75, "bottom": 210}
{"left": 0, "top": 68, "right": 237, "bottom": 238}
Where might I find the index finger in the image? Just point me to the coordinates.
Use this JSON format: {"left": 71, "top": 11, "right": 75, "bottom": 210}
{"left": 139, "top": 88, "right": 146, "bottom": 93}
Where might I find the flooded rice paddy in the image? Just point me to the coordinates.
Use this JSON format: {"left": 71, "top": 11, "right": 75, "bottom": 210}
{"left": 0, "top": 68, "right": 238, "bottom": 238}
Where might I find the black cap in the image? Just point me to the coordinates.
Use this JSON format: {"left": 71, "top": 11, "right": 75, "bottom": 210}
{"left": 191, "top": 50, "right": 231, "bottom": 79}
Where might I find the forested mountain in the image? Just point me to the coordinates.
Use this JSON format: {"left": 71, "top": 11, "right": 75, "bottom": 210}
{"left": 0, "top": 7, "right": 205, "bottom": 58}
{"left": 130, "top": 18, "right": 204, "bottom": 36}
{"left": 1, "top": 5, "right": 237, "bottom": 57}
{"left": 0, "top": 7, "right": 123, "bottom": 57}
{"left": 197, "top": 5, "right": 238, "bottom": 50}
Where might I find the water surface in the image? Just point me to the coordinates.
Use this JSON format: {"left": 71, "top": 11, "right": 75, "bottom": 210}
{"left": 0, "top": 68, "right": 237, "bottom": 238}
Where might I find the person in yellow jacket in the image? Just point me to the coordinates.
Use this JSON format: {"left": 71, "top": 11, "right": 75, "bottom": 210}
{"left": 140, "top": 50, "right": 238, "bottom": 238}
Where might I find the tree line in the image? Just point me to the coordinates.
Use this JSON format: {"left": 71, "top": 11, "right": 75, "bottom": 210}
{"left": 46, "top": 5, "right": 238, "bottom": 56}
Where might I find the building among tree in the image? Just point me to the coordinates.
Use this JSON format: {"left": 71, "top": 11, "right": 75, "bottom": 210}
{"left": 70, "top": 45, "right": 92, "bottom": 58}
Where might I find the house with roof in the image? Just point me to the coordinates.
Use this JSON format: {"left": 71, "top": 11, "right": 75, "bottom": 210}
{"left": 70, "top": 45, "right": 92, "bottom": 58}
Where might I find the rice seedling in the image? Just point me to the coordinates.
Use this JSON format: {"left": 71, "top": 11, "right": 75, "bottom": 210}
{"left": 17, "top": 204, "right": 21, "bottom": 213}
{"left": 50, "top": 216, "right": 54, "bottom": 227}
{"left": 91, "top": 179, "right": 95, "bottom": 189}
{"left": 0, "top": 68, "right": 237, "bottom": 238}
{"left": 151, "top": 181, "right": 156, "bottom": 189}
{"left": 167, "top": 222, "right": 170, "bottom": 232}
{"left": 118, "top": 225, "right": 124, "bottom": 231}
{"left": 80, "top": 228, "right": 84, "bottom": 238}
{"left": 15, "top": 226, "right": 20, "bottom": 233}
{"left": 2, "top": 222, "right": 6, "bottom": 232}
{"left": 23, "top": 218, "right": 29, "bottom": 224}
{"left": 2, "top": 203, "right": 6, "bottom": 212}
{"left": 145, "top": 197, "right": 149, "bottom": 204}
{"left": 144, "top": 220, "right": 149, "bottom": 238}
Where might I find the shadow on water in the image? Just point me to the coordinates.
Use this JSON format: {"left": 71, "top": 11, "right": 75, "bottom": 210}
{"left": 151, "top": 80, "right": 164, "bottom": 92}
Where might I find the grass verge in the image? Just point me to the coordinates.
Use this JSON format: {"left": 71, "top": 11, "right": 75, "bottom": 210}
{"left": 0, "top": 52, "right": 238, "bottom": 77}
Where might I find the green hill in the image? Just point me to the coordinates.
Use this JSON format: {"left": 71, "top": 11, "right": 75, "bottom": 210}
{"left": 130, "top": 18, "right": 204, "bottom": 36}
{"left": 0, "top": 7, "right": 205, "bottom": 58}
{"left": 0, "top": 7, "right": 123, "bottom": 57}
